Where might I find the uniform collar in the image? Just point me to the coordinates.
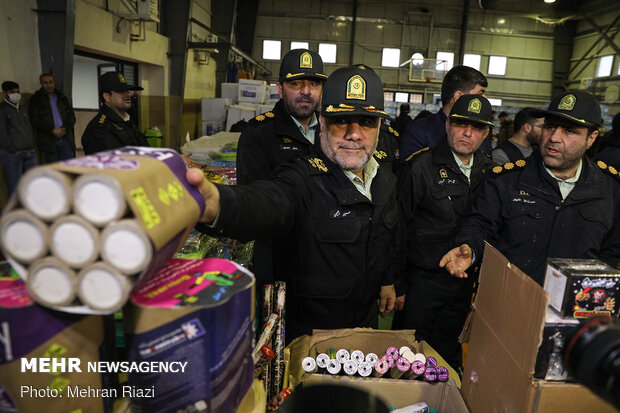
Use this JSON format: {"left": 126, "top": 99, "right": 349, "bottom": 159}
{"left": 273, "top": 100, "right": 317, "bottom": 145}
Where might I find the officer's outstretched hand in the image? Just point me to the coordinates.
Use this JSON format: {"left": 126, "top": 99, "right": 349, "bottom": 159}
{"left": 439, "top": 244, "right": 472, "bottom": 278}
{"left": 379, "top": 284, "right": 396, "bottom": 317}
{"left": 186, "top": 167, "right": 221, "bottom": 224}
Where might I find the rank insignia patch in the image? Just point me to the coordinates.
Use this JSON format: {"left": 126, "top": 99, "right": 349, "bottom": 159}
{"left": 308, "top": 157, "right": 328, "bottom": 172}
{"left": 346, "top": 75, "right": 366, "bottom": 100}
{"left": 558, "top": 94, "right": 576, "bottom": 111}
{"left": 439, "top": 168, "right": 448, "bottom": 178}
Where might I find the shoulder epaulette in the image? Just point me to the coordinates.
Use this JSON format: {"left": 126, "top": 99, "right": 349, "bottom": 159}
{"left": 249, "top": 111, "right": 276, "bottom": 126}
{"left": 387, "top": 126, "right": 399, "bottom": 137}
{"left": 492, "top": 159, "right": 526, "bottom": 175}
{"left": 596, "top": 160, "right": 620, "bottom": 180}
{"left": 305, "top": 156, "right": 329, "bottom": 174}
{"left": 405, "top": 147, "right": 430, "bottom": 162}
{"left": 98, "top": 114, "right": 106, "bottom": 124}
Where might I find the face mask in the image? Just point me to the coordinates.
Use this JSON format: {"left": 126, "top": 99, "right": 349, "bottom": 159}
{"left": 7, "top": 93, "right": 20, "bottom": 104}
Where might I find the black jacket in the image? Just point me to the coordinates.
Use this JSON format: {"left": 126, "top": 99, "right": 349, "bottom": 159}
{"left": 201, "top": 148, "right": 401, "bottom": 340}
{"left": 0, "top": 101, "right": 36, "bottom": 153}
{"left": 28, "top": 88, "right": 76, "bottom": 153}
{"left": 399, "top": 138, "right": 494, "bottom": 274}
{"left": 236, "top": 100, "right": 316, "bottom": 185}
{"left": 81, "top": 104, "right": 149, "bottom": 155}
{"left": 454, "top": 151, "right": 620, "bottom": 285}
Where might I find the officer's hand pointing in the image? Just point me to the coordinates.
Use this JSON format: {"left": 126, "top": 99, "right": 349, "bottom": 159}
{"left": 185, "top": 168, "right": 221, "bottom": 224}
{"left": 439, "top": 244, "right": 472, "bottom": 278}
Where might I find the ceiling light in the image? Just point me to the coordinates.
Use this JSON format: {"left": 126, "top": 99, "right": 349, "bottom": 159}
{"left": 498, "top": 18, "right": 506, "bottom": 24}
{"left": 544, "top": 0, "right": 556, "bottom": 3}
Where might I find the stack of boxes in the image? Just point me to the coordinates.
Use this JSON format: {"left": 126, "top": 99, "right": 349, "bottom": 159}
{"left": 202, "top": 80, "right": 279, "bottom": 136}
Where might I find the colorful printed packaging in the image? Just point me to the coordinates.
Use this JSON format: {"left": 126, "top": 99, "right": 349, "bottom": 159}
{"left": 544, "top": 258, "right": 620, "bottom": 319}
{"left": 124, "top": 258, "right": 254, "bottom": 413}
{"left": 0, "top": 263, "right": 114, "bottom": 412}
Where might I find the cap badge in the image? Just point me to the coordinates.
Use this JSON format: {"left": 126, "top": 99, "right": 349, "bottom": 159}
{"left": 468, "top": 98, "right": 481, "bottom": 114}
{"left": 439, "top": 169, "right": 448, "bottom": 178}
{"left": 558, "top": 94, "right": 576, "bottom": 111}
{"left": 118, "top": 73, "right": 127, "bottom": 84}
{"left": 300, "top": 52, "right": 313, "bottom": 69}
{"left": 346, "top": 75, "right": 366, "bottom": 100}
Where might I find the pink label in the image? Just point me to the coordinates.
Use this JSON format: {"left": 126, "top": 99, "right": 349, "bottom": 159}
{"left": 131, "top": 258, "right": 248, "bottom": 308}
{"left": 0, "top": 279, "right": 33, "bottom": 308}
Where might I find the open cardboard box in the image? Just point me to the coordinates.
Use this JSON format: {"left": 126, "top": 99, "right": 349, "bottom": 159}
{"left": 461, "top": 243, "right": 619, "bottom": 413}
{"left": 287, "top": 328, "right": 469, "bottom": 412}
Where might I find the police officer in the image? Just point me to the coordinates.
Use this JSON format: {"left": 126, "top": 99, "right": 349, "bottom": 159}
{"left": 81, "top": 72, "right": 149, "bottom": 155}
{"left": 188, "top": 66, "right": 399, "bottom": 341}
{"left": 441, "top": 90, "right": 620, "bottom": 285}
{"left": 395, "top": 94, "right": 495, "bottom": 373}
{"left": 236, "top": 48, "right": 327, "bottom": 184}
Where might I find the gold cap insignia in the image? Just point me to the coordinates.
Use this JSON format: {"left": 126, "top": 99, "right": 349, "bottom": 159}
{"left": 346, "top": 75, "right": 366, "bottom": 100}
{"left": 374, "top": 150, "right": 387, "bottom": 159}
{"left": 609, "top": 166, "right": 617, "bottom": 175}
{"left": 118, "top": 73, "right": 127, "bottom": 84}
{"left": 504, "top": 162, "right": 515, "bottom": 170}
{"left": 255, "top": 114, "right": 266, "bottom": 121}
{"left": 300, "top": 52, "right": 313, "bottom": 69}
{"left": 597, "top": 160, "right": 607, "bottom": 170}
{"left": 558, "top": 94, "right": 576, "bottom": 111}
{"left": 492, "top": 165, "right": 503, "bottom": 174}
{"left": 265, "top": 112, "right": 275, "bottom": 118}
{"left": 468, "top": 98, "right": 482, "bottom": 114}
{"left": 439, "top": 168, "right": 448, "bottom": 178}
{"left": 308, "top": 157, "right": 328, "bottom": 172}
{"left": 515, "top": 159, "right": 526, "bottom": 168}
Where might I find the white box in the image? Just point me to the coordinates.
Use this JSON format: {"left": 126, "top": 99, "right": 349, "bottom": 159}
{"left": 238, "top": 79, "right": 267, "bottom": 104}
{"left": 201, "top": 120, "right": 226, "bottom": 136}
{"left": 226, "top": 105, "right": 256, "bottom": 131}
{"left": 201, "top": 98, "right": 231, "bottom": 122}
{"left": 266, "top": 85, "right": 279, "bottom": 102}
{"left": 256, "top": 104, "right": 273, "bottom": 115}
{"left": 221, "top": 83, "right": 239, "bottom": 103}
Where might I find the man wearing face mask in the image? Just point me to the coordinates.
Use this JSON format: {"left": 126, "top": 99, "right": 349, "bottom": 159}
{"left": 0, "top": 81, "right": 37, "bottom": 195}
{"left": 81, "top": 72, "right": 149, "bottom": 155}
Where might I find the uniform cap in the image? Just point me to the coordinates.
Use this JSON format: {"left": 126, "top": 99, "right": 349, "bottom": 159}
{"left": 99, "top": 72, "right": 143, "bottom": 93}
{"left": 530, "top": 90, "right": 601, "bottom": 127}
{"left": 449, "top": 94, "right": 493, "bottom": 126}
{"left": 321, "top": 66, "right": 389, "bottom": 119}
{"left": 279, "top": 49, "right": 327, "bottom": 84}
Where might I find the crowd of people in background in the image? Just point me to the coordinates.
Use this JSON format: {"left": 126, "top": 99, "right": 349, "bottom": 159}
{"left": 2, "top": 54, "right": 620, "bottom": 377}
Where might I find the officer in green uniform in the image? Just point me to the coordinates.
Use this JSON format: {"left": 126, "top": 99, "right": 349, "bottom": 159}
{"left": 188, "top": 66, "right": 399, "bottom": 341}
{"left": 81, "top": 72, "right": 148, "bottom": 155}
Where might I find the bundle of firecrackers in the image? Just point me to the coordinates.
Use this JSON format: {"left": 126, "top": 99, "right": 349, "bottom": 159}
{"left": 254, "top": 282, "right": 288, "bottom": 407}
{"left": 301, "top": 345, "right": 450, "bottom": 382}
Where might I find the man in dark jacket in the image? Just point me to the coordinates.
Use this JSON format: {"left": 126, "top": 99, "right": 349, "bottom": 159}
{"left": 189, "top": 66, "right": 399, "bottom": 341}
{"left": 81, "top": 72, "right": 149, "bottom": 155}
{"left": 441, "top": 90, "right": 620, "bottom": 286}
{"left": 0, "top": 81, "right": 37, "bottom": 194}
{"left": 400, "top": 65, "right": 490, "bottom": 160}
{"left": 395, "top": 94, "right": 495, "bottom": 372}
{"left": 29, "top": 73, "right": 76, "bottom": 163}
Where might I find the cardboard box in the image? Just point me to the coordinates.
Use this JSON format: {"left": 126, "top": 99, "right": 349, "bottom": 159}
{"left": 201, "top": 97, "right": 231, "bottom": 122}
{"left": 462, "top": 244, "right": 618, "bottom": 413}
{"left": 221, "top": 83, "right": 239, "bottom": 103}
{"left": 264, "top": 85, "right": 280, "bottom": 106}
{"left": 544, "top": 258, "right": 620, "bottom": 319}
{"left": 226, "top": 105, "right": 256, "bottom": 131}
{"left": 238, "top": 79, "right": 267, "bottom": 104}
{"left": 287, "top": 328, "right": 467, "bottom": 411}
